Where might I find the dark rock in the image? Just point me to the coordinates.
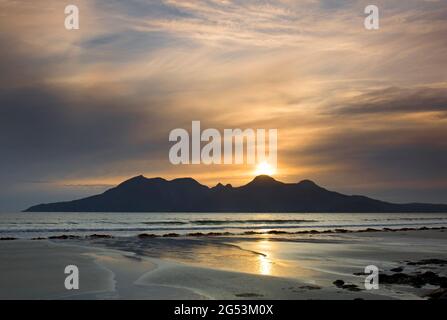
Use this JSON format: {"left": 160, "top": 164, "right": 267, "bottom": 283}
{"left": 243, "top": 231, "right": 258, "bottom": 235}
{"left": 390, "top": 267, "right": 404, "bottom": 272}
{"left": 333, "top": 280, "right": 345, "bottom": 288}
{"left": 235, "top": 293, "right": 264, "bottom": 297}
{"left": 211, "top": 232, "right": 232, "bottom": 236}
{"left": 137, "top": 233, "right": 158, "bottom": 239}
{"left": 88, "top": 234, "right": 113, "bottom": 239}
{"left": 187, "top": 232, "right": 205, "bottom": 237}
{"left": 333, "top": 280, "right": 362, "bottom": 291}
{"left": 206, "top": 232, "right": 223, "bottom": 236}
{"left": 380, "top": 272, "right": 447, "bottom": 288}
{"left": 48, "top": 235, "right": 80, "bottom": 240}
{"left": 407, "top": 259, "right": 447, "bottom": 266}
{"left": 425, "top": 288, "right": 447, "bottom": 300}
{"left": 267, "top": 230, "right": 288, "bottom": 234}
{"left": 162, "top": 233, "right": 180, "bottom": 237}
{"left": 342, "top": 284, "right": 362, "bottom": 292}
{"left": 299, "top": 285, "right": 322, "bottom": 290}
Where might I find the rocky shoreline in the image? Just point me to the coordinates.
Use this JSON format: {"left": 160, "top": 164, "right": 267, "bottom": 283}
{"left": 338, "top": 258, "right": 447, "bottom": 300}
{"left": 1, "top": 225, "right": 446, "bottom": 241}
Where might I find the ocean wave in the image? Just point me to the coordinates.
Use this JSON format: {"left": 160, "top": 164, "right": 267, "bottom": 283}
{"left": 364, "top": 217, "right": 447, "bottom": 222}
{"left": 191, "top": 219, "right": 317, "bottom": 225}
{"left": 142, "top": 221, "right": 188, "bottom": 225}
{"left": 1, "top": 220, "right": 447, "bottom": 235}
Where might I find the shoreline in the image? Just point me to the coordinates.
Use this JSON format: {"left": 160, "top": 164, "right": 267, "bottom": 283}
{"left": 1, "top": 225, "right": 446, "bottom": 241}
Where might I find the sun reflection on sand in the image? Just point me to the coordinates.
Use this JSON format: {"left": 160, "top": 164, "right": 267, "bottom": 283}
{"left": 256, "top": 240, "right": 273, "bottom": 275}
{"left": 245, "top": 239, "right": 317, "bottom": 278}
{"left": 259, "top": 254, "right": 272, "bottom": 275}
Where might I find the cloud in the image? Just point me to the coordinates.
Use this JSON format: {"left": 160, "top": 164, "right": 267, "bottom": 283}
{"left": 329, "top": 86, "right": 447, "bottom": 116}
{"left": 1, "top": 0, "right": 447, "bottom": 209}
{"left": 288, "top": 124, "right": 447, "bottom": 202}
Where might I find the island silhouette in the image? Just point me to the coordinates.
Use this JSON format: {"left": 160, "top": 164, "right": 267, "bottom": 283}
{"left": 24, "top": 175, "right": 447, "bottom": 213}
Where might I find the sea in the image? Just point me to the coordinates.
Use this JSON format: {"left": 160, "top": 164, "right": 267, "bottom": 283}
{"left": 1, "top": 212, "right": 447, "bottom": 239}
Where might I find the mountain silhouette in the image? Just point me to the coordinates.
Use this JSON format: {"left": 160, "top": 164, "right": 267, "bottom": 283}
{"left": 24, "top": 175, "right": 447, "bottom": 213}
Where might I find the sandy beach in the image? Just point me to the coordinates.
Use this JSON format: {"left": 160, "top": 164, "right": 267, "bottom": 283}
{"left": 1, "top": 228, "right": 446, "bottom": 300}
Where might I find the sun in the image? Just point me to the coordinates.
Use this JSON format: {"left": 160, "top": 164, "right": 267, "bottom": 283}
{"left": 255, "top": 161, "right": 276, "bottom": 176}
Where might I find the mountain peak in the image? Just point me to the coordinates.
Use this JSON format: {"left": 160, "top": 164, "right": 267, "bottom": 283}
{"left": 212, "top": 182, "right": 233, "bottom": 191}
{"left": 118, "top": 174, "right": 147, "bottom": 185}
{"left": 117, "top": 175, "right": 167, "bottom": 188}
{"left": 171, "top": 177, "right": 200, "bottom": 184}
{"left": 254, "top": 174, "right": 276, "bottom": 181}
{"left": 298, "top": 179, "right": 317, "bottom": 186}
{"left": 170, "top": 177, "right": 208, "bottom": 189}
{"left": 247, "top": 175, "right": 281, "bottom": 186}
{"left": 296, "top": 179, "right": 321, "bottom": 189}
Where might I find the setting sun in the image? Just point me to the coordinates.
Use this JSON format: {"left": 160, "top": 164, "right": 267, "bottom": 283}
{"left": 255, "top": 161, "right": 276, "bottom": 176}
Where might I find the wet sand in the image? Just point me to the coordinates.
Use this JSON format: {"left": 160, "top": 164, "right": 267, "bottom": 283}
{"left": 0, "top": 240, "right": 114, "bottom": 299}
{"left": 0, "top": 228, "right": 446, "bottom": 299}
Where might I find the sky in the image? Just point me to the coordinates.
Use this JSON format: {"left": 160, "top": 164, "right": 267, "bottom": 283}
{"left": 0, "top": 0, "right": 447, "bottom": 211}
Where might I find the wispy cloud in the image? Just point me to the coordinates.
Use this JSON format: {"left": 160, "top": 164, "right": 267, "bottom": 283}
{"left": 1, "top": 0, "right": 447, "bottom": 209}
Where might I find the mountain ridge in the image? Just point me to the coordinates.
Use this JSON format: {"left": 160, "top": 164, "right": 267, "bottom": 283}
{"left": 24, "top": 175, "right": 447, "bottom": 213}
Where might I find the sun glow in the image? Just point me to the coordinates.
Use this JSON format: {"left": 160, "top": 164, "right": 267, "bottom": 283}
{"left": 255, "top": 161, "right": 276, "bottom": 176}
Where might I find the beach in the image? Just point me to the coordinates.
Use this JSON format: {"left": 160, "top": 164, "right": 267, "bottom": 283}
{"left": 1, "top": 0, "right": 447, "bottom": 306}
{"left": 1, "top": 227, "right": 446, "bottom": 300}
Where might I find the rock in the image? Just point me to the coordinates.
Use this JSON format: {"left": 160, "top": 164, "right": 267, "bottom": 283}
{"left": 137, "top": 233, "right": 158, "bottom": 239}
{"left": 162, "top": 233, "right": 180, "bottom": 237}
{"left": 333, "top": 280, "right": 362, "bottom": 291}
{"left": 342, "top": 284, "right": 362, "bottom": 292}
{"left": 88, "top": 234, "right": 113, "bottom": 239}
{"left": 299, "top": 285, "right": 322, "bottom": 290}
{"left": 243, "top": 231, "right": 258, "bottom": 235}
{"left": 235, "top": 293, "right": 264, "bottom": 297}
{"left": 390, "top": 267, "right": 404, "bottom": 272}
{"left": 425, "top": 288, "right": 447, "bottom": 300}
{"left": 267, "top": 230, "right": 289, "bottom": 234}
{"left": 333, "top": 280, "right": 345, "bottom": 288}
{"left": 89, "top": 234, "right": 112, "bottom": 239}
{"left": 206, "top": 232, "right": 224, "bottom": 236}
{"left": 380, "top": 271, "right": 447, "bottom": 288}
{"left": 407, "top": 259, "right": 447, "bottom": 266}
{"left": 48, "top": 235, "right": 80, "bottom": 240}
